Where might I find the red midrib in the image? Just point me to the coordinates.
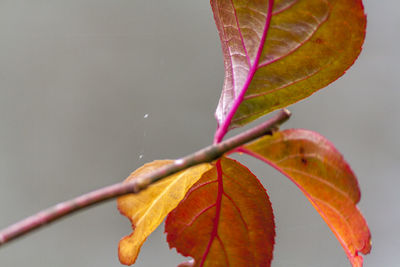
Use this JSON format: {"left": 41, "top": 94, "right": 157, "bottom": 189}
{"left": 214, "top": 0, "right": 275, "bottom": 144}
{"left": 200, "top": 160, "right": 225, "bottom": 266}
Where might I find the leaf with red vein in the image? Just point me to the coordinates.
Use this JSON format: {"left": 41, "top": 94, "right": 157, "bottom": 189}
{"left": 239, "top": 129, "right": 371, "bottom": 267}
{"left": 213, "top": 0, "right": 366, "bottom": 138}
{"left": 117, "top": 160, "right": 212, "bottom": 265}
{"left": 165, "top": 157, "right": 275, "bottom": 267}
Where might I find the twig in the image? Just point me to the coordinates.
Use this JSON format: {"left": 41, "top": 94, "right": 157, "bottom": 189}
{"left": 0, "top": 109, "right": 291, "bottom": 247}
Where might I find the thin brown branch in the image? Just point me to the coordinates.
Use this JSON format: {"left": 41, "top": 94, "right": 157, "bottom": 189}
{"left": 0, "top": 109, "right": 291, "bottom": 247}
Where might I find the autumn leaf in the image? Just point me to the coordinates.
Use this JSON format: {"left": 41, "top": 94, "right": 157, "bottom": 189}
{"left": 165, "top": 157, "right": 275, "bottom": 267}
{"left": 117, "top": 160, "right": 213, "bottom": 265}
{"left": 239, "top": 129, "right": 371, "bottom": 267}
{"left": 213, "top": 0, "right": 366, "bottom": 135}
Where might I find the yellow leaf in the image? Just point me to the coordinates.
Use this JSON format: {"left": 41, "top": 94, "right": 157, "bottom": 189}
{"left": 117, "top": 160, "right": 213, "bottom": 265}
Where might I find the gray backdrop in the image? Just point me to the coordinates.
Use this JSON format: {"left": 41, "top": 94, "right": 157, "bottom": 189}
{"left": 0, "top": 1, "right": 398, "bottom": 266}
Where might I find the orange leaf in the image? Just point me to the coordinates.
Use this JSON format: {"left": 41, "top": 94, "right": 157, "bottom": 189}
{"left": 117, "top": 160, "right": 213, "bottom": 265}
{"left": 165, "top": 157, "right": 275, "bottom": 267}
{"left": 240, "top": 129, "right": 371, "bottom": 267}
{"left": 213, "top": 0, "right": 366, "bottom": 130}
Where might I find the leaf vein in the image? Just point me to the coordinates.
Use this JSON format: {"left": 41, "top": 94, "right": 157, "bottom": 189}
{"left": 186, "top": 203, "right": 217, "bottom": 228}
{"left": 229, "top": 0, "right": 251, "bottom": 66}
{"left": 216, "top": 235, "right": 230, "bottom": 267}
{"left": 280, "top": 167, "right": 351, "bottom": 199}
{"left": 223, "top": 192, "right": 249, "bottom": 231}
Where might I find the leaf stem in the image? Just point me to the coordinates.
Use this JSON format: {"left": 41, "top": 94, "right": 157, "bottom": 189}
{"left": 0, "top": 109, "right": 290, "bottom": 248}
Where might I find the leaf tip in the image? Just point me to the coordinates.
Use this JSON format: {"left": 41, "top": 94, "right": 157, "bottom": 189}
{"left": 118, "top": 235, "right": 141, "bottom": 266}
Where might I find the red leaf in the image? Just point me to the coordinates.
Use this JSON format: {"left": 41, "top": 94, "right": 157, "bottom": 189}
{"left": 165, "top": 157, "right": 275, "bottom": 267}
{"left": 240, "top": 129, "right": 371, "bottom": 267}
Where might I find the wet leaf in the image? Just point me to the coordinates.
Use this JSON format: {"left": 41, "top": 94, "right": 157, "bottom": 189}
{"left": 165, "top": 157, "right": 275, "bottom": 267}
{"left": 240, "top": 129, "right": 371, "bottom": 267}
{"left": 117, "top": 160, "right": 213, "bottom": 265}
{"left": 213, "top": 0, "right": 366, "bottom": 130}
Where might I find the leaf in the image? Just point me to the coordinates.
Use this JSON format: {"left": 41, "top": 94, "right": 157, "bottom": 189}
{"left": 213, "top": 0, "right": 366, "bottom": 131}
{"left": 165, "top": 157, "right": 275, "bottom": 267}
{"left": 240, "top": 129, "right": 371, "bottom": 267}
{"left": 117, "top": 160, "right": 213, "bottom": 265}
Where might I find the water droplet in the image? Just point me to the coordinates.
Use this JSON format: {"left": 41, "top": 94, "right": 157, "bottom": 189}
{"left": 139, "top": 154, "right": 144, "bottom": 159}
{"left": 144, "top": 113, "right": 149, "bottom": 119}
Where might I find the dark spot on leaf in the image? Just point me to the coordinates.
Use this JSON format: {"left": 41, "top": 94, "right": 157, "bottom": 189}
{"left": 315, "top": 38, "right": 324, "bottom": 44}
{"left": 299, "top": 147, "right": 307, "bottom": 165}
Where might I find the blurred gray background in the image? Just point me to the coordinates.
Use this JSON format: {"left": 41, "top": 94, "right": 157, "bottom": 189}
{"left": 0, "top": 1, "right": 398, "bottom": 266}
